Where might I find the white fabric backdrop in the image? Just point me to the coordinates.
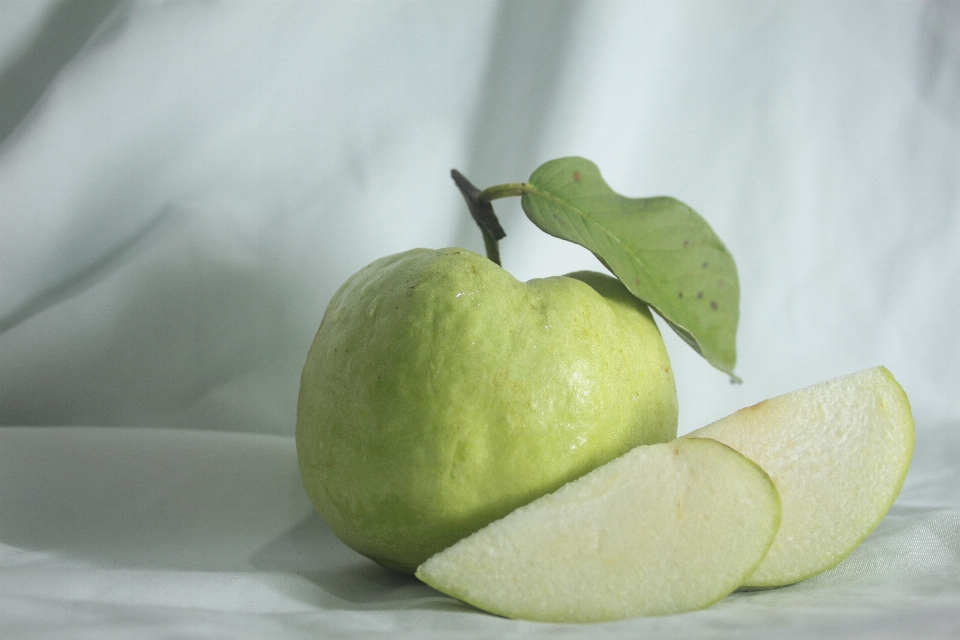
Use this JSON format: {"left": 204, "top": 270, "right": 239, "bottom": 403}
{"left": 1, "top": 1, "right": 958, "bottom": 638}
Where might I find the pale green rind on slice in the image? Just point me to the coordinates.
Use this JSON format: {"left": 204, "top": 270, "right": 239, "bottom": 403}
{"left": 687, "top": 366, "right": 915, "bottom": 588}
{"left": 415, "top": 438, "right": 781, "bottom": 623}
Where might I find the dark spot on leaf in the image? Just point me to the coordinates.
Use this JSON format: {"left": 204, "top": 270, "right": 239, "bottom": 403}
{"left": 697, "top": 291, "right": 704, "bottom": 299}
{"left": 710, "top": 301, "right": 718, "bottom": 310}
{"left": 573, "top": 171, "right": 581, "bottom": 183}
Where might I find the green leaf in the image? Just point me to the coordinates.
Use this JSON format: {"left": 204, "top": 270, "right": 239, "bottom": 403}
{"left": 520, "top": 157, "right": 740, "bottom": 379}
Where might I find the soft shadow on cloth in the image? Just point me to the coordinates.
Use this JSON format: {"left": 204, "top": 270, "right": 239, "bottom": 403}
{"left": 0, "top": 0, "right": 121, "bottom": 145}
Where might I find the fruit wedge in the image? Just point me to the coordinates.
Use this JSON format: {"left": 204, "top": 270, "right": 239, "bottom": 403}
{"left": 688, "top": 366, "right": 914, "bottom": 588}
{"left": 416, "top": 438, "right": 780, "bottom": 622}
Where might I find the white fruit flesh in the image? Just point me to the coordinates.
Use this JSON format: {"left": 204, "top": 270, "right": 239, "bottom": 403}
{"left": 415, "top": 438, "right": 780, "bottom": 623}
{"left": 688, "top": 366, "right": 914, "bottom": 588}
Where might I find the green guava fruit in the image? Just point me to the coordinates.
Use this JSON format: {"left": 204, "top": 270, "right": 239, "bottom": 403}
{"left": 296, "top": 247, "right": 678, "bottom": 573}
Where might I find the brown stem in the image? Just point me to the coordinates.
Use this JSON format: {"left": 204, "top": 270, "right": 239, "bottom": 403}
{"left": 451, "top": 169, "right": 506, "bottom": 265}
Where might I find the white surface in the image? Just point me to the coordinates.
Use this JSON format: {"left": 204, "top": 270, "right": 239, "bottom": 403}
{"left": 1, "top": 425, "right": 958, "bottom": 639}
{"left": 1, "top": 1, "right": 959, "bottom": 637}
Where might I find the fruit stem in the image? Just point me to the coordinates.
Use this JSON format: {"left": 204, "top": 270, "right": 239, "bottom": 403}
{"left": 481, "top": 228, "right": 501, "bottom": 266}
{"left": 451, "top": 169, "right": 507, "bottom": 266}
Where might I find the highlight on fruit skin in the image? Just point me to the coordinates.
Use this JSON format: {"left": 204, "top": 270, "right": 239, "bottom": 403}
{"left": 688, "top": 365, "right": 915, "bottom": 588}
{"left": 415, "top": 438, "right": 781, "bottom": 623}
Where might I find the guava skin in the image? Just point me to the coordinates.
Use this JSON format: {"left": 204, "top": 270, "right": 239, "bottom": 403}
{"left": 296, "top": 247, "right": 678, "bottom": 573}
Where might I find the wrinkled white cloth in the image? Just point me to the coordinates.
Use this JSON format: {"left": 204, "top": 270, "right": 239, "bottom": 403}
{"left": 1, "top": 1, "right": 958, "bottom": 638}
{"left": 1, "top": 425, "right": 958, "bottom": 639}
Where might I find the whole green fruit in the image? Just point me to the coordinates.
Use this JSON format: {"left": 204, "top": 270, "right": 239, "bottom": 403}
{"left": 296, "top": 247, "right": 678, "bottom": 573}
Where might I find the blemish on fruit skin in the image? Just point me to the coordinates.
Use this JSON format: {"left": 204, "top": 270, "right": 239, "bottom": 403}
{"left": 683, "top": 239, "right": 689, "bottom": 248}
{"left": 702, "top": 262, "right": 708, "bottom": 269}
{"left": 697, "top": 292, "right": 704, "bottom": 299}
{"left": 573, "top": 171, "right": 581, "bottom": 183}
{"left": 678, "top": 292, "right": 683, "bottom": 298}
{"left": 710, "top": 301, "right": 718, "bottom": 310}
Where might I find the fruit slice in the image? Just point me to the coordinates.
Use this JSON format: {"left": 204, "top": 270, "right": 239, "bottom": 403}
{"left": 415, "top": 438, "right": 780, "bottom": 623}
{"left": 688, "top": 366, "right": 914, "bottom": 588}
